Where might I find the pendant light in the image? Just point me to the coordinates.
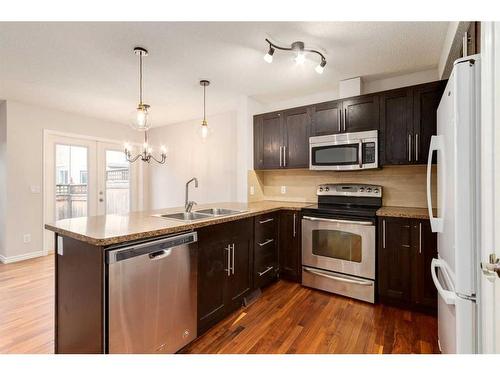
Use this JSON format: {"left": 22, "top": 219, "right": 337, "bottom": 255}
{"left": 129, "top": 47, "right": 152, "bottom": 131}
{"left": 198, "top": 80, "right": 212, "bottom": 140}
{"left": 124, "top": 46, "right": 166, "bottom": 164}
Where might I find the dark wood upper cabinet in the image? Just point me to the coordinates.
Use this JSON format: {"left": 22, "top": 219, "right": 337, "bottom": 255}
{"left": 278, "top": 210, "right": 301, "bottom": 282}
{"left": 260, "top": 112, "right": 283, "bottom": 170}
{"left": 378, "top": 216, "right": 438, "bottom": 313}
{"left": 379, "top": 88, "right": 413, "bottom": 165}
{"left": 311, "top": 100, "right": 342, "bottom": 136}
{"left": 412, "top": 81, "right": 447, "bottom": 164}
{"left": 342, "top": 94, "right": 380, "bottom": 133}
{"left": 283, "top": 106, "right": 311, "bottom": 168}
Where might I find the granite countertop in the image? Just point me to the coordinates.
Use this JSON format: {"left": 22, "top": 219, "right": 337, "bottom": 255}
{"left": 376, "top": 206, "right": 435, "bottom": 219}
{"left": 44, "top": 201, "right": 312, "bottom": 246}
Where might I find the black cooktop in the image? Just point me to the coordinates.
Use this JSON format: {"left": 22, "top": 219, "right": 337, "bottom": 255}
{"left": 302, "top": 203, "right": 380, "bottom": 219}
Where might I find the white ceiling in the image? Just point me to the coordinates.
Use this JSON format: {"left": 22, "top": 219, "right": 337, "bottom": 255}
{"left": 0, "top": 22, "right": 449, "bottom": 126}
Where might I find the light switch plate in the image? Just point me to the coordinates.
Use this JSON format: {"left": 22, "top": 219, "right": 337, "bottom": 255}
{"left": 281, "top": 186, "right": 287, "bottom": 194}
{"left": 249, "top": 186, "right": 255, "bottom": 196}
{"left": 30, "top": 185, "right": 41, "bottom": 193}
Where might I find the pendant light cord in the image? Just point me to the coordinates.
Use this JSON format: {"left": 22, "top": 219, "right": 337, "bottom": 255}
{"left": 203, "top": 84, "right": 206, "bottom": 122}
{"left": 139, "top": 53, "right": 143, "bottom": 105}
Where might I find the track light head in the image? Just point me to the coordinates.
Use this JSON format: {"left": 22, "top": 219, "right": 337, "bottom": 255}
{"left": 315, "top": 58, "right": 327, "bottom": 74}
{"left": 264, "top": 45, "right": 275, "bottom": 63}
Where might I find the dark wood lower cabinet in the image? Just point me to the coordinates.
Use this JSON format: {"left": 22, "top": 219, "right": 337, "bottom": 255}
{"left": 253, "top": 213, "right": 279, "bottom": 289}
{"left": 279, "top": 210, "right": 301, "bottom": 282}
{"left": 378, "top": 216, "right": 437, "bottom": 313}
{"left": 197, "top": 218, "right": 253, "bottom": 335}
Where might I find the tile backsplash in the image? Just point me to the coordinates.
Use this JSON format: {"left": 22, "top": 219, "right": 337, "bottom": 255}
{"left": 248, "top": 165, "right": 436, "bottom": 208}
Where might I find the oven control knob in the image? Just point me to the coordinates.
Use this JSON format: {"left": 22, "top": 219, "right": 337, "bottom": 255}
{"left": 374, "top": 189, "right": 379, "bottom": 194}
{"left": 359, "top": 187, "right": 364, "bottom": 192}
{"left": 325, "top": 187, "right": 329, "bottom": 192}
{"left": 319, "top": 187, "right": 323, "bottom": 192}
{"left": 366, "top": 188, "right": 372, "bottom": 193}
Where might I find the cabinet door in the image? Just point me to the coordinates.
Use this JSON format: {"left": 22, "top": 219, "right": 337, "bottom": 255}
{"left": 261, "top": 111, "right": 283, "bottom": 169}
{"left": 197, "top": 234, "right": 229, "bottom": 334}
{"left": 412, "top": 219, "right": 438, "bottom": 310}
{"left": 283, "top": 106, "right": 311, "bottom": 169}
{"left": 311, "top": 100, "right": 342, "bottom": 136}
{"left": 225, "top": 220, "right": 253, "bottom": 312}
{"left": 379, "top": 88, "right": 412, "bottom": 165}
{"left": 279, "top": 211, "right": 301, "bottom": 282}
{"left": 378, "top": 217, "right": 412, "bottom": 306}
{"left": 342, "top": 94, "right": 380, "bottom": 133}
{"left": 412, "top": 81, "right": 446, "bottom": 164}
{"left": 253, "top": 115, "right": 264, "bottom": 170}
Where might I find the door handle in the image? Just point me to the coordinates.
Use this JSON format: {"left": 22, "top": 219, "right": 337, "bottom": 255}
{"left": 231, "top": 243, "right": 235, "bottom": 275}
{"left": 259, "top": 218, "right": 274, "bottom": 224}
{"left": 481, "top": 254, "right": 500, "bottom": 277}
{"left": 343, "top": 108, "right": 347, "bottom": 132}
{"left": 279, "top": 146, "right": 283, "bottom": 167}
{"left": 427, "top": 135, "right": 445, "bottom": 232}
{"left": 419, "top": 222, "right": 422, "bottom": 254}
{"left": 258, "top": 239, "right": 274, "bottom": 247}
{"left": 224, "top": 245, "right": 231, "bottom": 276}
{"left": 430, "top": 258, "right": 456, "bottom": 304}
{"left": 415, "top": 133, "right": 419, "bottom": 161}
{"left": 383, "top": 219, "right": 386, "bottom": 248}
{"left": 258, "top": 266, "right": 274, "bottom": 277}
{"left": 283, "top": 146, "right": 287, "bottom": 167}
{"left": 149, "top": 248, "right": 172, "bottom": 260}
{"left": 358, "top": 140, "right": 363, "bottom": 168}
{"left": 302, "top": 216, "right": 373, "bottom": 226}
{"left": 338, "top": 109, "right": 341, "bottom": 132}
{"left": 408, "top": 133, "right": 412, "bottom": 162}
{"left": 293, "top": 213, "right": 297, "bottom": 237}
{"left": 303, "top": 267, "right": 373, "bottom": 286}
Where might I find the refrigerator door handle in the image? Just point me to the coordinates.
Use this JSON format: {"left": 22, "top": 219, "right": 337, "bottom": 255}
{"left": 431, "top": 258, "right": 456, "bottom": 305}
{"left": 427, "top": 135, "right": 445, "bottom": 232}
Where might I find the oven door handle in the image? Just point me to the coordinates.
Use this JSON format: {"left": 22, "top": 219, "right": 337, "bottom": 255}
{"left": 302, "top": 216, "right": 373, "bottom": 226}
{"left": 303, "top": 267, "right": 373, "bottom": 286}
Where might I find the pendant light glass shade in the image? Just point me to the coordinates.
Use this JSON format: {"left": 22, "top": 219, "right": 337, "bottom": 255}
{"left": 129, "top": 104, "right": 151, "bottom": 131}
{"left": 198, "top": 80, "right": 212, "bottom": 141}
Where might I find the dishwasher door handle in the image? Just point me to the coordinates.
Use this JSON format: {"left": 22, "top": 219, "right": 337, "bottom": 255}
{"left": 149, "top": 249, "right": 172, "bottom": 260}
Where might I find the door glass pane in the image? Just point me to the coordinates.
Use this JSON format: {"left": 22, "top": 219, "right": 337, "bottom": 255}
{"left": 55, "top": 144, "right": 88, "bottom": 220}
{"left": 312, "top": 144, "right": 359, "bottom": 165}
{"left": 105, "top": 150, "right": 130, "bottom": 215}
{"left": 312, "top": 229, "right": 362, "bottom": 262}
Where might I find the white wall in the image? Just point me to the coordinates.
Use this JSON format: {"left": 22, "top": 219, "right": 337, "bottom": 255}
{"left": 0, "top": 100, "right": 143, "bottom": 263}
{"left": 0, "top": 101, "right": 7, "bottom": 259}
{"left": 258, "top": 68, "right": 439, "bottom": 113}
{"left": 148, "top": 111, "right": 241, "bottom": 209}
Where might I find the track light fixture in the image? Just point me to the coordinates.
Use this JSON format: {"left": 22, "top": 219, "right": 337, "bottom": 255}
{"left": 263, "top": 38, "right": 327, "bottom": 74}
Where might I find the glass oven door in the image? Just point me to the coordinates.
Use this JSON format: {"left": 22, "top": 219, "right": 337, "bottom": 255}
{"left": 301, "top": 216, "right": 376, "bottom": 279}
{"left": 310, "top": 142, "right": 360, "bottom": 169}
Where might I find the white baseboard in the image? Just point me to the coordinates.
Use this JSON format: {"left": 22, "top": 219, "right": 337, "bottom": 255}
{"left": 0, "top": 250, "right": 49, "bottom": 264}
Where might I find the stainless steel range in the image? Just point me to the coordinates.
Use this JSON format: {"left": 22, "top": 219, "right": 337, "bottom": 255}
{"left": 301, "top": 184, "right": 382, "bottom": 303}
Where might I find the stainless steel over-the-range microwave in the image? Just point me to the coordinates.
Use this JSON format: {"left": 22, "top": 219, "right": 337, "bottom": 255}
{"left": 309, "top": 130, "right": 378, "bottom": 171}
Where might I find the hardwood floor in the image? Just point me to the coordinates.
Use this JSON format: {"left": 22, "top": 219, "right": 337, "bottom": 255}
{"left": 0, "top": 255, "right": 54, "bottom": 354}
{"left": 181, "top": 280, "right": 439, "bottom": 354}
{"left": 0, "top": 255, "right": 438, "bottom": 354}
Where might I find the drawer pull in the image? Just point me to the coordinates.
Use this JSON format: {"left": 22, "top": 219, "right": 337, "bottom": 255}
{"left": 258, "top": 238, "right": 274, "bottom": 247}
{"left": 258, "top": 266, "right": 274, "bottom": 277}
{"left": 259, "top": 218, "right": 274, "bottom": 224}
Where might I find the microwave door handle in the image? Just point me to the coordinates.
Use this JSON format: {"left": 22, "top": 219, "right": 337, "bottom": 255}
{"left": 302, "top": 216, "right": 373, "bottom": 226}
{"left": 358, "top": 140, "right": 363, "bottom": 168}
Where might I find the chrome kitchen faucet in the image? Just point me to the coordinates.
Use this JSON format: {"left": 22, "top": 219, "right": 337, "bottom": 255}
{"left": 185, "top": 177, "right": 198, "bottom": 212}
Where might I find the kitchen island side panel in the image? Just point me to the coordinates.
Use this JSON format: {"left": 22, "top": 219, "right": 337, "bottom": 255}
{"left": 55, "top": 235, "right": 105, "bottom": 353}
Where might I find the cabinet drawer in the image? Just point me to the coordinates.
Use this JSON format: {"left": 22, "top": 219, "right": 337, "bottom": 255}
{"left": 254, "top": 213, "right": 278, "bottom": 242}
{"left": 254, "top": 239, "right": 277, "bottom": 263}
{"left": 254, "top": 256, "right": 278, "bottom": 289}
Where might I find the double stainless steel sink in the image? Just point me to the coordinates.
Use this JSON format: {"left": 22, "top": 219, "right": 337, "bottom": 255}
{"left": 153, "top": 208, "right": 247, "bottom": 222}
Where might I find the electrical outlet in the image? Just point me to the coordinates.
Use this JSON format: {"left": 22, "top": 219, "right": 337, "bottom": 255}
{"left": 23, "top": 234, "right": 31, "bottom": 243}
{"left": 281, "top": 186, "right": 287, "bottom": 194}
{"left": 249, "top": 186, "right": 255, "bottom": 196}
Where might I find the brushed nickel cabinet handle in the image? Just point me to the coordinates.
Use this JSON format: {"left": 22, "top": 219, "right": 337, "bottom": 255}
{"left": 258, "top": 239, "right": 274, "bottom": 247}
{"left": 283, "top": 146, "right": 287, "bottom": 167}
{"left": 408, "top": 133, "right": 412, "bottom": 162}
{"left": 383, "top": 219, "right": 386, "bottom": 249}
{"left": 259, "top": 218, "right": 274, "bottom": 224}
{"left": 343, "top": 108, "right": 347, "bottom": 132}
{"left": 231, "top": 243, "right": 235, "bottom": 275}
{"left": 293, "top": 213, "right": 297, "bottom": 237}
{"left": 279, "top": 146, "right": 283, "bottom": 167}
{"left": 419, "top": 223, "right": 422, "bottom": 254}
{"left": 258, "top": 266, "right": 274, "bottom": 277}
{"left": 415, "top": 133, "right": 419, "bottom": 161}
{"left": 338, "top": 109, "right": 341, "bottom": 132}
{"left": 224, "top": 245, "right": 231, "bottom": 276}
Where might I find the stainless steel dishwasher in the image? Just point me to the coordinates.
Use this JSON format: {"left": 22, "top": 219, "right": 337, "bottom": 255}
{"left": 107, "top": 231, "right": 198, "bottom": 354}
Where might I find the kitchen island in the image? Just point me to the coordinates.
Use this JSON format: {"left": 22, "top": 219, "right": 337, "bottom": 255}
{"left": 45, "top": 201, "right": 310, "bottom": 354}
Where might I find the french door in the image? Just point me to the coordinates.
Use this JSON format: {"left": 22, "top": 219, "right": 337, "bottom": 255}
{"left": 44, "top": 133, "right": 140, "bottom": 252}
